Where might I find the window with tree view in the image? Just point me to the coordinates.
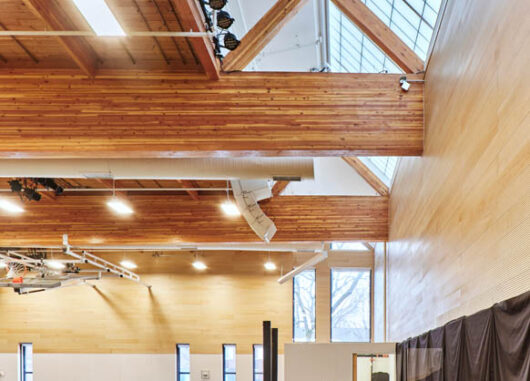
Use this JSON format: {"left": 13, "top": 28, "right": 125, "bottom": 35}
{"left": 293, "top": 269, "right": 316, "bottom": 342}
{"left": 331, "top": 269, "right": 371, "bottom": 342}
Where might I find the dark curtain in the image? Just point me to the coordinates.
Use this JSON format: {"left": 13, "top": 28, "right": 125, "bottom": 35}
{"left": 396, "top": 291, "right": 530, "bottom": 381}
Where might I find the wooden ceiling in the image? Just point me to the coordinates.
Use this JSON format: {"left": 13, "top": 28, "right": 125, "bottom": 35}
{"left": 0, "top": 194, "right": 388, "bottom": 245}
{"left": 0, "top": 0, "right": 208, "bottom": 75}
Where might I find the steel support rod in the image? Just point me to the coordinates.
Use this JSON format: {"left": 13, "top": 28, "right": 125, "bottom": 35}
{"left": 0, "top": 30, "right": 212, "bottom": 38}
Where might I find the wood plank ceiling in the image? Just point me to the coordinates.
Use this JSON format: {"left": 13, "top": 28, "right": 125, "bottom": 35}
{"left": 0, "top": 0, "right": 424, "bottom": 246}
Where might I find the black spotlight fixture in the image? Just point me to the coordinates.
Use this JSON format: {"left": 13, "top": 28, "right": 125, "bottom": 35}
{"left": 208, "top": 0, "right": 227, "bottom": 10}
{"left": 217, "top": 10, "right": 234, "bottom": 29}
{"left": 223, "top": 32, "right": 240, "bottom": 51}
{"left": 8, "top": 179, "right": 23, "bottom": 193}
{"left": 34, "top": 178, "right": 64, "bottom": 195}
{"left": 23, "top": 187, "right": 41, "bottom": 202}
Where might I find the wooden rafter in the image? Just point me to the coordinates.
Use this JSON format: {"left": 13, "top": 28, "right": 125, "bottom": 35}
{"left": 342, "top": 157, "right": 389, "bottom": 196}
{"left": 171, "top": 0, "right": 220, "bottom": 79}
{"left": 271, "top": 181, "right": 290, "bottom": 197}
{"left": 331, "top": 0, "right": 424, "bottom": 73}
{"left": 222, "top": 0, "right": 309, "bottom": 71}
{"left": 177, "top": 179, "right": 200, "bottom": 200}
{"left": 22, "top": 0, "right": 99, "bottom": 76}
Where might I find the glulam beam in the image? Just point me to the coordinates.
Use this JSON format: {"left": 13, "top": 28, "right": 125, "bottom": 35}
{"left": 222, "top": 0, "right": 309, "bottom": 71}
{"left": 0, "top": 72, "right": 423, "bottom": 158}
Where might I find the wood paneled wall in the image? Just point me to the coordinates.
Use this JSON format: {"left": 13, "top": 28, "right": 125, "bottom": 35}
{"left": 0, "top": 251, "right": 372, "bottom": 354}
{"left": 387, "top": 0, "right": 530, "bottom": 341}
{"left": 0, "top": 72, "right": 423, "bottom": 157}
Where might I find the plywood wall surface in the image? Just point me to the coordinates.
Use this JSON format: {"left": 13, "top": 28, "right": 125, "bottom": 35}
{"left": 387, "top": 0, "right": 530, "bottom": 341}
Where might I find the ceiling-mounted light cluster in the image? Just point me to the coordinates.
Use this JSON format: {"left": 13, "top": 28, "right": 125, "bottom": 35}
{"left": 8, "top": 178, "right": 63, "bottom": 203}
{"left": 200, "top": 0, "right": 241, "bottom": 56}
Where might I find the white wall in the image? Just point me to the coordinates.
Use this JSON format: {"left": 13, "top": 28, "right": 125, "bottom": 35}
{"left": 0, "top": 353, "right": 284, "bottom": 381}
{"left": 284, "top": 343, "right": 395, "bottom": 381}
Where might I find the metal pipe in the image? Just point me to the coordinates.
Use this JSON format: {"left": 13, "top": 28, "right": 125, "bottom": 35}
{"left": 0, "top": 31, "right": 212, "bottom": 38}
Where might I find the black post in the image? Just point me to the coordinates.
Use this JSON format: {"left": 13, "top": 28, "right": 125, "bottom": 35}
{"left": 271, "top": 328, "right": 278, "bottom": 381}
{"left": 263, "top": 321, "right": 271, "bottom": 381}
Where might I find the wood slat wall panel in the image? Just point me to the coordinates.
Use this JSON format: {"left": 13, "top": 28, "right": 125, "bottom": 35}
{"left": 387, "top": 0, "right": 530, "bottom": 341}
{"left": 0, "top": 195, "right": 388, "bottom": 245}
{"left": 0, "top": 72, "right": 423, "bottom": 157}
{"left": 0, "top": 251, "right": 372, "bottom": 354}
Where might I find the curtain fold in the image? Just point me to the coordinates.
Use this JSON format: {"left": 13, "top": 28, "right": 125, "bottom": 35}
{"left": 396, "top": 291, "right": 530, "bottom": 381}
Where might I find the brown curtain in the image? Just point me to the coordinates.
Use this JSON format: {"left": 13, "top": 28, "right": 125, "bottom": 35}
{"left": 396, "top": 291, "right": 530, "bottom": 381}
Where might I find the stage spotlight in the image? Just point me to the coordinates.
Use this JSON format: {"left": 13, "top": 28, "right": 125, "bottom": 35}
{"left": 208, "top": 0, "right": 227, "bottom": 10}
{"left": 223, "top": 32, "right": 240, "bottom": 51}
{"left": 217, "top": 10, "right": 234, "bottom": 29}
{"left": 34, "top": 178, "right": 64, "bottom": 195}
{"left": 8, "top": 180, "right": 22, "bottom": 193}
{"left": 399, "top": 76, "right": 410, "bottom": 92}
{"left": 23, "top": 188, "right": 41, "bottom": 202}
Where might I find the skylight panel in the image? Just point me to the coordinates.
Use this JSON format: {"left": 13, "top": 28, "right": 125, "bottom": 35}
{"left": 329, "top": 1, "right": 402, "bottom": 73}
{"left": 72, "top": 0, "right": 126, "bottom": 37}
{"left": 359, "top": 157, "right": 399, "bottom": 187}
{"left": 362, "top": 0, "right": 443, "bottom": 60}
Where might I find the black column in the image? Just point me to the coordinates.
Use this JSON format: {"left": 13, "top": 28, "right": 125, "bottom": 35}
{"left": 263, "top": 321, "right": 271, "bottom": 381}
{"left": 271, "top": 328, "right": 278, "bottom": 381}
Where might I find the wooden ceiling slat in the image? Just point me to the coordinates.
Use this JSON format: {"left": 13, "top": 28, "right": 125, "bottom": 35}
{"left": 0, "top": 72, "right": 423, "bottom": 157}
{"left": 0, "top": 195, "right": 388, "bottom": 245}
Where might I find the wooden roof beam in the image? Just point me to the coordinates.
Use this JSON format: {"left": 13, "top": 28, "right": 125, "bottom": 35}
{"left": 271, "top": 181, "right": 290, "bottom": 197}
{"left": 223, "top": 0, "right": 309, "bottom": 71}
{"left": 22, "top": 0, "right": 99, "bottom": 77}
{"left": 342, "top": 157, "right": 389, "bottom": 196}
{"left": 331, "top": 0, "right": 424, "bottom": 73}
{"left": 177, "top": 179, "right": 200, "bottom": 200}
{"left": 171, "top": 0, "right": 220, "bottom": 79}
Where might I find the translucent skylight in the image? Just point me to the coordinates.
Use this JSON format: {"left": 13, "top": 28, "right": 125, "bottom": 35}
{"left": 329, "top": 1, "right": 402, "bottom": 73}
{"left": 359, "top": 157, "right": 399, "bottom": 186}
{"left": 361, "top": 0, "right": 442, "bottom": 60}
{"left": 328, "top": 0, "right": 442, "bottom": 73}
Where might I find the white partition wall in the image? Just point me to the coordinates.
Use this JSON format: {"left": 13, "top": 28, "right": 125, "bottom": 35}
{"left": 0, "top": 353, "right": 284, "bottom": 381}
{"left": 284, "top": 343, "right": 396, "bottom": 381}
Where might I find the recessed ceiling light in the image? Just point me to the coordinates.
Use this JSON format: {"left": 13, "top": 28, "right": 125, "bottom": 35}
{"left": 120, "top": 260, "right": 137, "bottom": 270}
{"left": 0, "top": 198, "right": 24, "bottom": 214}
{"left": 72, "top": 0, "right": 126, "bottom": 36}
{"left": 220, "top": 201, "right": 240, "bottom": 217}
{"left": 192, "top": 260, "right": 207, "bottom": 271}
{"left": 46, "top": 260, "right": 65, "bottom": 270}
{"left": 264, "top": 261, "right": 276, "bottom": 271}
{"left": 107, "top": 198, "right": 134, "bottom": 215}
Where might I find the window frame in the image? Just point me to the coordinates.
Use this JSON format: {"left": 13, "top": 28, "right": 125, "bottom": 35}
{"left": 176, "top": 343, "right": 190, "bottom": 381}
{"left": 222, "top": 343, "right": 237, "bottom": 381}
{"left": 18, "top": 343, "right": 33, "bottom": 381}
{"left": 330, "top": 267, "right": 372, "bottom": 343}
{"left": 252, "top": 344, "right": 263, "bottom": 381}
{"left": 292, "top": 268, "right": 317, "bottom": 342}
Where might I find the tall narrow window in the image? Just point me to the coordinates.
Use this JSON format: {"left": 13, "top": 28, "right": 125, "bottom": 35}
{"left": 223, "top": 344, "right": 237, "bottom": 381}
{"left": 176, "top": 344, "right": 190, "bottom": 381}
{"left": 331, "top": 268, "right": 371, "bottom": 342}
{"left": 293, "top": 269, "right": 316, "bottom": 342}
{"left": 19, "top": 343, "right": 33, "bottom": 381}
{"left": 253, "top": 344, "right": 263, "bottom": 381}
